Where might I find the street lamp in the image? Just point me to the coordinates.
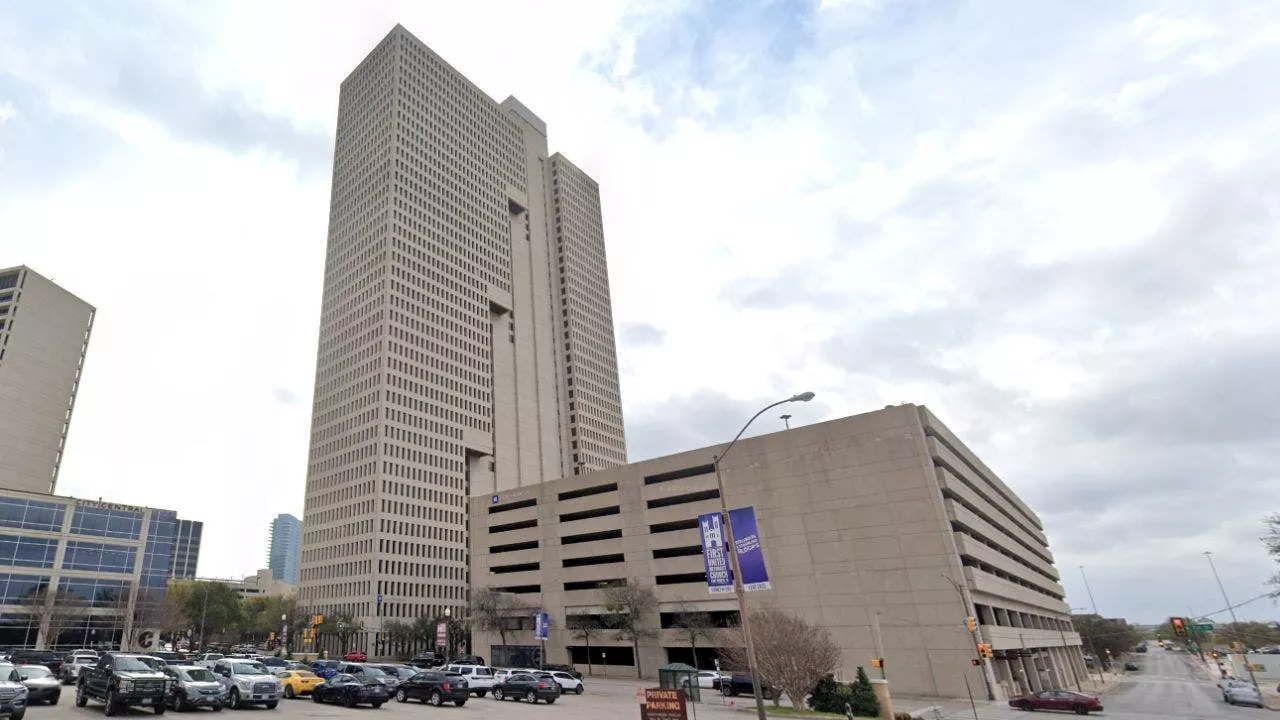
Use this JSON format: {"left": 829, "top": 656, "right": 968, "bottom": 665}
{"left": 1204, "top": 551, "right": 1258, "bottom": 689}
{"left": 779, "top": 414, "right": 792, "bottom": 430}
{"left": 444, "top": 607, "right": 453, "bottom": 659}
{"left": 713, "top": 391, "right": 815, "bottom": 720}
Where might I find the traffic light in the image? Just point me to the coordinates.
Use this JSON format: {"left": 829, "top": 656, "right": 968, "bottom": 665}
{"left": 970, "top": 659, "right": 981, "bottom": 667}
{"left": 977, "top": 643, "right": 993, "bottom": 658}
{"left": 965, "top": 617, "right": 978, "bottom": 632}
{"left": 870, "top": 658, "right": 884, "bottom": 669}
{"left": 1170, "top": 617, "right": 1188, "bottom": 637}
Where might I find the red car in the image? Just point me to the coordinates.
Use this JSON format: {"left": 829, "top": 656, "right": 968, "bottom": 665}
{"left": 343, "top": 650, "right": 368, "bottom": 662}
{"left": 1009, "top": 690, "right": 1103, "bottom": 714}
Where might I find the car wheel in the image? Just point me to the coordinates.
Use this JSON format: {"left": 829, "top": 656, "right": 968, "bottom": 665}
{"left": 154, "top": 703, "right": 166, "bottom": 715}
{"left": 1072, "top": 705, "right": 1088, "bottom": 715}
{"left": 50, "top": 693, "right": 60, "bottom": 706}
{"left": 1018, "top": 700, "right": 1035, "bottom": 711}
{"left": 722, "top": 685, "right": 734, "bottom": 697}
{"left": 575, "top": 685, "right": 584, "bottom": 695}
{"left": 492, "top": 688, "right": 504, "bottom": 701}
{"left": 525, "top": 690, "right": 537, "bottom": 703}
{"left": 371, "top": 702, "right": 382, "bottom": 709}
{"left": 75, "top": 684, "right": 87, "bottom": 707}
{"left": 343, "top": 694, "right": 356, "bottom": 708}
{"left": 9, "top": 709, "right": 23, "bottom": 720}
{"left": 104, "top": 688, "right": 119, "bottom": 717}
{"left": 265, "top": 702, "right": 277, "bottom": 710}
{"left": 429, "top": 691, "right": 442, "bottom": 707}
{"left": 395, "top": 690, "right": 407, "bottom": 703}
{"left": 228, "top": 689, "right": 241, "bottom": 710}
{"left": 284, "top": 686, "right": 295, "bottom": 699}
{"left": 212, "top": 703, "right": 223, "bottom": 712}
{"left": 545, "top": 697, "right": 556, "bottom": 705}
{"left": 474, "top": 689, "right": 487, "bottom": 697}
{"left": 312, "top": 692, "right": 322, "bottom": 704}
{"left": 454, "top": 700, "right": 466, "bottom": 707}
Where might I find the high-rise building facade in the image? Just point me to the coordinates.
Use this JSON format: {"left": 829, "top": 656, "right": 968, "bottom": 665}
{"left": 169, "top": 519, "right": 203, "bottom": 580}
{"left": 267, "top": 513, "right": 301, "bottom": 585}
{"left": 0, "top": 266, "right": 94, "bottom": 494}
{"left": 298, "top": 25, "right": 626, "bottom": 654}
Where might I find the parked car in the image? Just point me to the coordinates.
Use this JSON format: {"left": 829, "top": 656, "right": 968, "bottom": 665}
{"left": 61, "top": 655, "right": 96, "bottom": 685}
{"left": 76, "top": 653, "right": 169, "bottom": 715}
{"left": 9, "top": 650, "right": 62, "bottom": 675}
{"left": 545, "top": 670, "right": 584, "bottom": 694}
{"left": 374, "top": 665, "right": 420, "bottom": 687}
{"left": 311, "top": 674, "right": 387, "bottom": 708}
{"left": 1225, "top": 683, "right": 1264, "bottom": 708}
{"left": 161, "top": 665, "right": 225, "bottom": 712}
{"left": 194, "top": 654, "right": 224, "bottom": 670}
{"left": 443, "top": 664, "right": 494, "bottom": 697}
{"left": 394, "top": 670, "right": 469, "bottom": 706}
{"left": 1008, "top": 690, "right": 1103, "bottom": 714}
{"left": 15, "top": 665, "right": 60, "bottom": 705}
{"left": 449, "top": 655, "right": 485, "bottom": 666}
{"left": 0, "top": 663, "right": 30, "bottom": 720}
{"left": 210, "top": 658, "right": 282, "bottom": 709}
{"left": 254, "top": 657, "right": 289, "bottom": 672}
{"left": 336, "top": 663, "right": 397, "bottom": 691}
{"left": 407, "top": 653, "right": 438, "bottom": 668}
{"left": 720, "top": 674, "right": 773, "bottom": 699}
{"left": 274, "top": 670, "right": 323, "bottom": 699}
{"left": 681, "top": 670, "right": 724, "bottom": 690}
{"left": 541, "top": 663, "right": 583, "bottom": 680}
{"left": 1124, "top": 662, "right": 1140, "bottom": 671}
{"left": 342, "top": 651, "right": 368, "bottom": 662}
{"left": 491, "top": 672, "right": 559, "bottom": 703}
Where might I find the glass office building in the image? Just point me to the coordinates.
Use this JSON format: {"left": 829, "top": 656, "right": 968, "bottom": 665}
{"left": 0, "top": 490, "right": 184, "bottom": 650}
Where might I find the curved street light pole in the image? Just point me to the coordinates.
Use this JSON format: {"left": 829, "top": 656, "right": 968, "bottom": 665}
{"left": 713, "top": 392, "right": 815, "bottom": 720}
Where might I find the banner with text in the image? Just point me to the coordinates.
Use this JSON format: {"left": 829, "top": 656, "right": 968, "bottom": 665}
{"left": 728, "top": 506, "right": 771, "bottom": 591}
{"left": 698, "top": 512, "right": 735, "bottom": 594}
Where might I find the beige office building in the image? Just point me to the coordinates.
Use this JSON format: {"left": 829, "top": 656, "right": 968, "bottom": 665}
{"left": 0, "top": 266, "right": 94, "bottom": 495}
{"left": 470, "top": 404, "right": 1087, "bottom": 700}
{"left": 298, "top": 25, "right": 626, "bottom": 655}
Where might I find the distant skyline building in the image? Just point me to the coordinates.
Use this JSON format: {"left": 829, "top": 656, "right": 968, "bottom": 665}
{"left": 267, "top": 513, "right": 301, "bottom": 585}
{"left": 169, "top": 518, "right": 203, "bottom": 580}
{"left": 297, "top": 24, "right": 627, "bottom": 655}
{"left": 0, "top": 265, "right": 95, "bottom": 494}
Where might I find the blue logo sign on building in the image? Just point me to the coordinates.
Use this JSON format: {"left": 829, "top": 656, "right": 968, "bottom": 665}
{"left": 534, "top": 612, "right": 550, "bottom": 641}
{"left": 729, "top": 506, "right": 771, "bottom": 591}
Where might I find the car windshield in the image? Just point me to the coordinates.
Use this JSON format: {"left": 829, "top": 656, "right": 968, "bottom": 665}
{"left": 17, "top": 666, "right": 51, "bottom": 679}
{"left": 204, "top": 654, "right": 223, "bottom": 661}
{"left": 135, "top": 657, "right": 165, "bottom": 670}
{"left": 232, "top": 663, "right": 268, "bottom": 675}
{"left": 181, "top": 668, "right": 217, "bottom": 682}
{"left": 294, "top": 670, "right": 318, "bottom": 679}
{"left": 114, "top": 657, "right": 157, "bottom": 673}
{"left": 360, "top": 667, "right": 387, "bottom": 677}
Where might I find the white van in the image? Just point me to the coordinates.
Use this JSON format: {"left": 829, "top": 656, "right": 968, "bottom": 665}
{"left": 444, "top": 665, "right": 494, "bottom": 697}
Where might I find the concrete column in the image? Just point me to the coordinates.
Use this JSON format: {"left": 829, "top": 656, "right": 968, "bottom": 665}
{"left": 1022, "top": 655, "right": 1041, "bottom": 692}
{"left": 870, "top": 679, "right": 894, "bottom": 720}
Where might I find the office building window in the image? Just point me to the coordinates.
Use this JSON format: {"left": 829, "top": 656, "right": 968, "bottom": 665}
{"left": 0, "top": 574, "right": 50, "bottom": 603}
{"left": 62, "top": 541, "right": 137, "bottom": 574}
{"left": 0, "top": 498, "right": 65, "bottom": 533}
{"left": 70, "top": 507, "right": 143, "bottom": 540}
{"left": 0, "top": 535, "right": 58, "bottom": 568}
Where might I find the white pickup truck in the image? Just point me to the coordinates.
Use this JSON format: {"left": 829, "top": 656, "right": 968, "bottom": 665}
{"left": 443, "top": 665, "right": 494, "bottom": 697}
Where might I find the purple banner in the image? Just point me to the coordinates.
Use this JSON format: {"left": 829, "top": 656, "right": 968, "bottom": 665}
{"left": 698, "top": 512, "right": 735, "bottom": 594}
{"left": 729, "top": 506, "right": 771, "bottom": 592}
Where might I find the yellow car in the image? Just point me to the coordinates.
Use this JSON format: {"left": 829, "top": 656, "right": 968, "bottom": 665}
{"left": 276, "top": 670, "right": 325, "bottom": 698}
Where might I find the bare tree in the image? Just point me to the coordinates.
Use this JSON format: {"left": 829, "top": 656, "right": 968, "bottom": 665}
{"left": 567, "top": 614, "right": 605, "bottom": 676}
{"left": 316, "top": 611, "right": 363, "bottom": 655}
{"left": 21, "top": 587, "right": 88, "bottom": 649}
{"left": 669, "top": 603, "right": 715, "bottom": 670}
{"left": 600, "top": 580, "right": 658, "bottom": 679}
{"left": 717, "top": 608, "right": 841, "bottom": 708}
{"left": 471, "top": 588, "right": 528, "bottom": 650}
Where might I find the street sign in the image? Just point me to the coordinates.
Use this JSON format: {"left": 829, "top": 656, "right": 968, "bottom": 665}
{"left": 534, "top": 612, "right": 549, "bottom": 641}
{"left": 1192, "top": 623, "right": 1214, "bottom": 632}
{"left": 641, "top": 688, "right": 688, "bottom": 720}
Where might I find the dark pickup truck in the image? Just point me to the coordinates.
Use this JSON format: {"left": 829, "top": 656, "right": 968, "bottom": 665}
{"left": 76, "top": 653, "right": 169, "bottom": 715}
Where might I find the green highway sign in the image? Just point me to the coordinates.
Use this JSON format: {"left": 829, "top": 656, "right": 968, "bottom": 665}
{"left": 1192, "top": 624, "right": 1214, "bottom": 632}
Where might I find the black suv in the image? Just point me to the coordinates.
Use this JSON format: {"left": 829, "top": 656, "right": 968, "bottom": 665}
{"left": 720, "top": 674, "right": 774, "bottom": 699}
{"left": 394, "top": 670, "right": 469, "bottom": 707}
{"left": 9, "top": 651, "right": 62, "bottom": 675}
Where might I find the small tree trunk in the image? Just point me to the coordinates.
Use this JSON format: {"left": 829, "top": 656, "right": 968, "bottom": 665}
{"left": 634, "top": 639, "right": 642, "bottom": 679}
{"left": 691, "top": 637, "right": 698, "bottom": 670}
{"left": 586, "top": 635, "right": 593, "bottom": 676}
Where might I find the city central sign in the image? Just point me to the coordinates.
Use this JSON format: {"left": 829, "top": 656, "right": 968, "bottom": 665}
{"left": 74, "top": 498, "right": 144, "bottom": 513}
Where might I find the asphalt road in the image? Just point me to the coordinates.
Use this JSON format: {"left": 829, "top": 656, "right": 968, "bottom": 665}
{"left": 1093, "top": 648, "right": 1270, "bottom": 719}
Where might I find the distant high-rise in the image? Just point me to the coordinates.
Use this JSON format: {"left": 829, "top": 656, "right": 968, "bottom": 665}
{"left": 169, "top": 518, "right": 203, "bottom": 579}
{"left": 298, "top": 24, "right": 627, "bottom": 653}
{"left": 268, "top": 513, "right": 301, "bottom": 585}
{"left": 0, "top": 266, "right": 94, "bottom": 494}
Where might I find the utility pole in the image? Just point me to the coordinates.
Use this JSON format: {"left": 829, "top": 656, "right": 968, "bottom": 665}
{"left": 1204, "top": 551, "right": 1258, "bottom": 688}
{"left": 872, "top": 611, "right": 886, "bottom": 680}
{"left": 942, "top": 573, "right": 995, "bottom": 701}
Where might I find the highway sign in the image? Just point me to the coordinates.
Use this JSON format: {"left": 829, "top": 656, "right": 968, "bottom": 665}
{"left": 1192, "top": 623, "right": 1213, "bottom": 632}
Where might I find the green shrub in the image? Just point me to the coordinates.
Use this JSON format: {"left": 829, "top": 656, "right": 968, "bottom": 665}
{"left": 847, "top": 666, "right": 881, "bottom": 717}
{"left": 806, "top": 674, "right": 851, "bottom": 713}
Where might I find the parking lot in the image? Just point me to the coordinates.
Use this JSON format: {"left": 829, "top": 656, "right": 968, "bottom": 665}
{"left": 34, "top": 677, "right": 750, "bottom": 720}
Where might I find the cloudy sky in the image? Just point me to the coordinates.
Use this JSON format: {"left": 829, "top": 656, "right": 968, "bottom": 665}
{"left": 3, "top": 0, "right": 1278, "bottom": 624}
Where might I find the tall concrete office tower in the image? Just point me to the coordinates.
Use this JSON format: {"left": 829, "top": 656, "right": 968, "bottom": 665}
{"left": 268, "top": 513, "right": 302, "bottom": 585}
{"left": 0, "top": 266, "right": 94, "bottom": 494}
{"left": 299, "top": 25, "right": 626, "bottom": 652}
